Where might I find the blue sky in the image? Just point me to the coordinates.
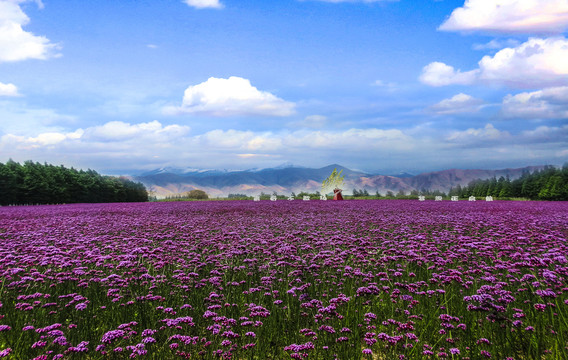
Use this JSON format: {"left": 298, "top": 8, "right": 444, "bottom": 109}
{"left": 0, "top": 0, "right": 567, "bottom": 175}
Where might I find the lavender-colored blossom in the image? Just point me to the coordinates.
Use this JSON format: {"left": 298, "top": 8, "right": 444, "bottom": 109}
{"left": 1, "top": 199, "right": 567, "bottom": 359}
{"left": 101, "top": 330, "right": 126, "bottom": 344}
{"left": 142, "top": 337, "right": 156, "bottom": 344}
{"left": 31, "top": 341, "right": 47, "bottom": 349}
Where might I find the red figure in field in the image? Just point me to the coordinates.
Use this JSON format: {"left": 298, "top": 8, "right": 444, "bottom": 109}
{"left": 333, "top": 188, "right": 343, "bottom": 200}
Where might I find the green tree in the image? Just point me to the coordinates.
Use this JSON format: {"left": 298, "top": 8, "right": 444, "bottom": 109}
{"left": 187, "top": 189, "right": 209, "bottom": 199}
{"left": 498, "top": 179, "right": 513, "bottom": 198}
{"left": 539, "top": 175, "right": 564, "bottom": 200}
{"left": 0, "top": 160, "right": 148, "bottom": 205}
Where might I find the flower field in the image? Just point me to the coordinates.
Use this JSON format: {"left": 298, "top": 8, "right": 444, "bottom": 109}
{"left": 0, "top": 200, "right": 567, "bottom": 360}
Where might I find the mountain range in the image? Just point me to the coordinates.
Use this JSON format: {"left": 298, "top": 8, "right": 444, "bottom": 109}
{"left": 134, "top": 164, "right": 545, "bottom": 198}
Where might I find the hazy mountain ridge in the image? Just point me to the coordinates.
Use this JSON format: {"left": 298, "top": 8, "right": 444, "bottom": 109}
{"left": 135, "top": 164, "right": 546, "bottom": 198}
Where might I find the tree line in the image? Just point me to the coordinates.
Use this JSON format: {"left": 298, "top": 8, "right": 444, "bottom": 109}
{"left": 0, "top": 160, "right": 148, "bottom": 205}
{"left": 449, "top": 165, "right": 568, "bottom": 201}
{"left": 163, "top": 190, "right": 209, "bottom": 201}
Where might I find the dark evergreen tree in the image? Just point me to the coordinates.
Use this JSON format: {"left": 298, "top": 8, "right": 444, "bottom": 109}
{"left": 0, "top": 160, "right": 148, "bottom": 205}
{"left": 451, "top": 165, "right": 567, "bottom": 201}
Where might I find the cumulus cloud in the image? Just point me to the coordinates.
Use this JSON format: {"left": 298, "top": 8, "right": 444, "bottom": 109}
{"left": 183, "top": 0, "right": 223, "bottom": 9}
{"left": 201, "top": 129, "right": 283, "bottom": 151}
{"left": 478, "top": 37, "right": 568, "bottom": 87}
{"left": 1, "top": 121, "right": 565, "bottom": 173}
{"left": 429, "top": 93, "right": 484, "bottom": 114}
{"left": 441, "top": 123, "right": 566, "bottom": 166}
{"left": 419, "top": 62, "right": 478, "bottom": 86}
{"left": 439, "top": 0, "right": 568, "bottom": 34}
{"left": 1, "top": 120, "right": 190, "bottom": 157}
{"left": 196, "top": 127, "right": 413, "bottom": 154}
{"left": 165, "top": 76, "right": 296, "bottom": 117}
{"left": 446, "top": 123, "right": 511, "bottom": 143}
{"left": 2, "top": 129, "right": 83, "bottom": 148}
{"left": 0, "top": 0, "right": 59, "bottom": 62}
{"left": 1, "top": 122, "right": 413, "bottom": 163}
{"left": 371, "top": 79, "right": 397, "bottom": 91}
{"left": 84, "top": 121, "right": 190, "bottom": 141}
{"left": 502, "top": 86, "right": 568, "bottom": 119}
{"left": 284, "top": 128, "right": 413, "bottom": 151}
{"left": 421, "top": 37, "right": 568, "bottom": 88}
{"left": 0, "top": 82, "right": 19, "bottom": 96}
{"left": 520, "top": 124, "right": 568, "bottom": 144}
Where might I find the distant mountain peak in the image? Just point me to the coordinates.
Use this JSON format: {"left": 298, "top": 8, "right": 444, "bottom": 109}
{"left": 390, "top": 171, "right": 415, "bottom": 178}
{"left": 135, "top": 164, "right": 545, "bottom": 198}
{"left": 274, "top": 161, "right": 301, "bottom": 169}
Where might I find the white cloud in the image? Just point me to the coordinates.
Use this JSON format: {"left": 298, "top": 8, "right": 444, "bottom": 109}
{"left": 183, "top": 0, "right": 223, "bottom": 9}
{"left": 472, "top": 38, "right": 521, "bottom": 51}
{"left": 446, "top": 123, "right": 511, "bottom": 143}
{"left": 439, "top": 0, "right": 568, "bottom": 34}
{"left": 1, "top": 123, "right": 413, "bottom": 163}
{"left": 371, "top": 79, "right": 397, "bottom": 91}
{"left": 430, "top": 93, "right": 484, "bottom": 114}
{"left": 199, "top": 129, "right": 281, "bottom": 151}
{"left": 194, "top": 127, "right": 416, "bottom": 158}
{"left": 520, "top": 124, "right": 568, "bottom": 143}
{"left": 201, "top": 129, "right": 283, "bottom": 151}
{"left": 0, "top": 120, "right": 190, "bottom": 161}
{"left": 419, "top": 62, "right": 478, "bottom": 86}
{"left": 502, "top": 86, "right": 568, "bottom": 119}
{"left": 1, "top": 122, "right": 565, "bottom": 173}
{"left": 284, "top": 128, "right": 413, "bottom": 150}
{"left": 478, "top": 37, "right": 568, "bottom": 87}
{"left": 420, "top": 37, "right": 568, "bottom": 88}
{"left": 2, "top": 129, "right": 83, "bottom": 148}
{"left": 0, "top": 0, "right": 59, "bottom": 62}
{"left": 165, "top": 76, "right": 296, "bottom": 117}
{"left": 85, "top": 121, "right": 190, "bottom": 141}
{"left": 0, "top": 82, "right": 19, "bottom": 96}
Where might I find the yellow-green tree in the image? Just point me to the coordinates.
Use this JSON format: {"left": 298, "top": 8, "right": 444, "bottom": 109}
{"left": 321, "top": 168, "right": 345, "bottom": 195}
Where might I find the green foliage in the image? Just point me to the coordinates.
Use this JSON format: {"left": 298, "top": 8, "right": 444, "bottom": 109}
{"left": 352, "top": 188, "right": 369, "bottom": 197}
{"left": 187, "top": 189, "right": 209, "bottom": 199}
{"left": 227, "top": 193, "right": 249, "bottom": 199}
{"left": 0, "top": 160, "right": 148, "bottom": 205}
{"left": 297, "top": 191, "right": 322, "bottom": 200}
{"left": 449, "top": 165, "right": 568, "bottom": 201}
{"left": 164, "top": 189, "right": 210, "bottom": 201}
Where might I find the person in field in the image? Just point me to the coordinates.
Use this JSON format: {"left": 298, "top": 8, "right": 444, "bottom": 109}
{"left": 333, "top": 188, "right": 343, "bottom": 200}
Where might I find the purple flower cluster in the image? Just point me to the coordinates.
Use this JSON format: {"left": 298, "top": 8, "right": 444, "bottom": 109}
{"left": 0, "top": 200, "right": 567, "bottom": 359}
